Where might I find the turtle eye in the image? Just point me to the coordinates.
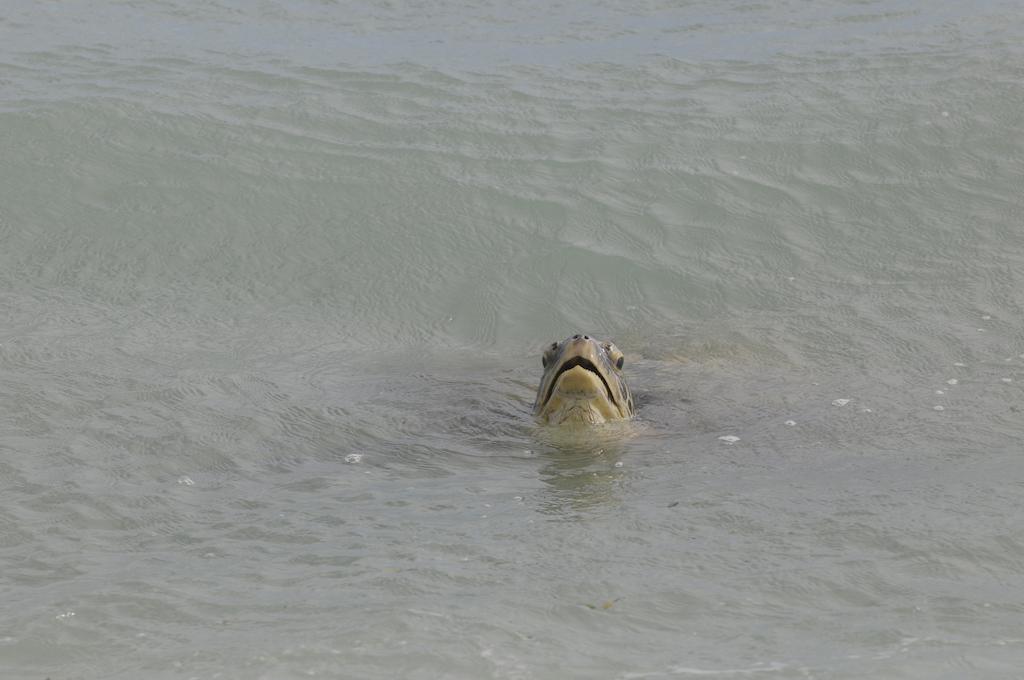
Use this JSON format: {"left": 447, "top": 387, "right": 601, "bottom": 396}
{"left": 542, "top": 342, "right": 558, "bottom": 368}
{"left": 605, "top": 342, "right": 625, "bottom": 371}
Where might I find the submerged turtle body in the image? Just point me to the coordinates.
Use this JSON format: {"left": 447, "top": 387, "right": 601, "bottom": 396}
{"left": 533, "top": 334, "right": 634, "bottom": 425}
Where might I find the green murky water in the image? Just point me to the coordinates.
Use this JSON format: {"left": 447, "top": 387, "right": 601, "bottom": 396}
{"left": 2, "top": 1, "right": 1024, "bottom": 677}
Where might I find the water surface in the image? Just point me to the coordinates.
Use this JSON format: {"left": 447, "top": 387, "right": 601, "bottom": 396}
{"left": 2, "top": 1, "right": 1024, "bottom": 678}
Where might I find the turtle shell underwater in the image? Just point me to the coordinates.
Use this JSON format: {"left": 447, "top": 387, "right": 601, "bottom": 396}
{"left": 533, "top": 334, "right": 635, "bottom": 425}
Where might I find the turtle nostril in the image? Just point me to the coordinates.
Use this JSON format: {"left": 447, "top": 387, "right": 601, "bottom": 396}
{"left": 572, "top": 334, "right": 581, "bottom": 340}
{"left": 583, "top": 335, "right": 589, "bottom": 340}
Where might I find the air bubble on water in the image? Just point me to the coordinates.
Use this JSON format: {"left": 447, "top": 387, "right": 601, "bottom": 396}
{"left": 785, "top": 420, "right": 796, "bottom": 426}
{"left": 954, "top": 362, "right": 966, "bottom": 367}
{"left": 941, "top": 110, "right": 950, "bottom": 117}
{"left": 718, "top": 435, "right": 740, "bottom": 444}
{"left": 933, "top": 405, "right": 945, "bottom": 411}
{"left": 56, "top": 611, "right": 75, "bottom": 620}
{"left": 614, "top": 461, "right": 624, "bottom": 468}
{"left": 344, "top": 453, "right": 362, "bottom": 463}
{"left": 832, "top": 399, "right": 850, "bottom": 407}
{"left": 982, "top": 315, "right": 992, "bottom": 320}
{"left": 177, "top": 476, "right": 194, "bottom": 486}
{"left": 860, "top": 408, "right": 873, "bottom": 413}
{"left": 935, "top": 390, "right": 944, "bottom": 395}
{"left": 946, "top": 379, "right": 958, "bottom": 385}
{"left": 513, "top": 496, "right": 523, "bottom": 502}
{"left": 1001, "top": 378, "right": 1013, "bottom": 383}
{"left": 978, "top": 328, "right": 985, "bottom": 332}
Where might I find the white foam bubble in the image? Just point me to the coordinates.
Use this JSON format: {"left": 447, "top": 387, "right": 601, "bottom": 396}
{"left": 982, "top": 315, "right": 992, "bottom": 320}
{"left": 1001, "top": 378, "right": 1013, "bottom": 383}
{"left": 177, "top": 475, "right": 194, "bottom": 486}
{"left": 832, "top": 399, "right": 850, "bottom": 407}
{"left": 785, "top": 420, "right": 796, "bottom": 426}
{"left": 933, "top": 405, "right": 945, "bottom": 411}
{"left": 941, "top": 110, "right": 950, "bottom": 117}
{"left": 718, "top": 435, "right": 740, "bottom": 444}
{"left": 614, "top": 461, "right": 624, "bottom": 468}
{"left": 954, "top": 362, "right": 967, "bottom": 367}
{"left": 344, "top": 453, "right": 363, "bottom": 463}
{"left": 935, "top": 390, "right": 945, "bottom": 395}
{"left": 946, "top": 379, "right": 958, "bottom": 385}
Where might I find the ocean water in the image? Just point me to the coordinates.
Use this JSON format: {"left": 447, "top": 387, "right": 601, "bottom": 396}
{"left": 2, "top": 1, "right": 1024, "bottom": 678}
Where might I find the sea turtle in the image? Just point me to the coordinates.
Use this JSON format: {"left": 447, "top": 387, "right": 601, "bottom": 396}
{"left": 533, "top": 334, "right": 634, "bottom": 425}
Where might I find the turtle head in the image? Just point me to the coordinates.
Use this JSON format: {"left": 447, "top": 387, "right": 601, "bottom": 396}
{"left": 533, "top": 335, "right": 634, "bottom": 424}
